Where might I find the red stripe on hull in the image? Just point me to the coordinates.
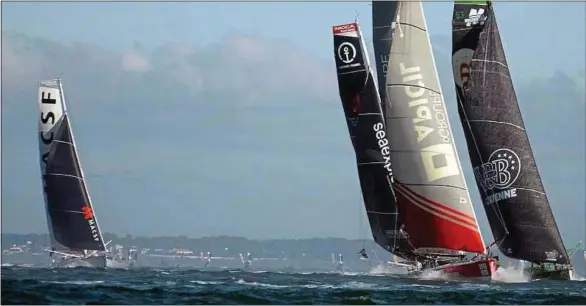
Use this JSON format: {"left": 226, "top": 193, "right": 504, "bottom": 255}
{"left": 436, "top": 258, "right": 498, "bottom": 280}
{"left": 394, "top": 188, "right": 485, "bottom": 253}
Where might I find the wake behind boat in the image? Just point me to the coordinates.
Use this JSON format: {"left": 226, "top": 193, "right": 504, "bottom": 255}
{"left": 38, "top": 79, "right": 109, "bottom": 269}
{"left": 376, "top": 0, "right": 498, "bottom": 280}
{"left": 451, "top": 1, "right": 574, "bottom": 281}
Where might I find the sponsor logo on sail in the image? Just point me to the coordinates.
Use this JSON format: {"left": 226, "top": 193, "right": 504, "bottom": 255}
{"left": 452, "top": 48, "right": 475, "bottom": 92}
{"left": 545, "top": 250, "right": 560, "bottom": 261}
{"left": 337, "top": 42, "right": 357, "bottom": 65}
{"left": 464, "top": 8, "right": 487, "bottom": 27}
{"left": 399, "top": 63, "right": 461, "bottom": 182}
{"left": 473, "top": 148, "right": 521, "bottom": 205}
{"left": 82, "top": 205, "right": 101, "bottom": 242}
{"left": 373, "top": 122, "right": 395, "bottom": 182}
{"left": 333, "top": 23, "right": 357, "bottom": 34}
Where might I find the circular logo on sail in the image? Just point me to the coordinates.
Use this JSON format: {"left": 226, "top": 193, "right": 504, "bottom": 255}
{"left": 337, "top": 42, "right": 357, "bottom": 64}
{"left": 452, "top": 48, "right": 474, "bottom": 90}
{"left": 486, "top": 148, "right": 522, "bottom": 189}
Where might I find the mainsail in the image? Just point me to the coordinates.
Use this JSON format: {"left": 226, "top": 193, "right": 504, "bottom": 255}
{"left": 38, "top": 79, "right": 106, "bottom": 253}
{"left": 332, "top": 22, "right": 414, "bottom": 260}
{"left": 372, "top": 1, "right": 399, "bottom": 110}
{"left": 384, "top": 1, "right": 486, "bottom": 255}
{"left": 451, "top": 1, "right": 570, "bottom": 264}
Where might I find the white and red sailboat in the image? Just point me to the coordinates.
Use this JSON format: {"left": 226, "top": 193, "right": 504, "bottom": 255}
{"left": 371, "top": 0, "right": 498, "bottom": 280}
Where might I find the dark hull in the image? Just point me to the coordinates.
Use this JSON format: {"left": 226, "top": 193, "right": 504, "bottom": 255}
{"left": 526, "top": 267, "right": 573, "bottom": 281}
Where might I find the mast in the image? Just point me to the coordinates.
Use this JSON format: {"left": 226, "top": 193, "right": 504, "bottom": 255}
{"left": 384, "top": 0, "right": 486, "bottom": 255}
{"left": 451, "top": 0, "right": 570, "bottom": 264}
{"left": 332, "top": 21, "right": 416, "bottom": 261}
{"left": 37, "top": 79, "right": 106, "bottom": 253}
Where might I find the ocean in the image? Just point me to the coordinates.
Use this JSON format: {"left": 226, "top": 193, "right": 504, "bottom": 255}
{"left": 2, "top": 265, "right": 585, "bottom": 305}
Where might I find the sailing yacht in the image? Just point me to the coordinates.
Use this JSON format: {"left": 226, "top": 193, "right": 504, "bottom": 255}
{"left": 240, "top": 252, "right": 252, "bottom": 269}
{"left": 38, "top": 79, "right": 109, "bottom": 268}
{"left": 451, "top": 0, "right": 575, "bottom": 280}
{"left": 332, "top": 20, "right": 420, "bottom": 273}
{"left": 372, "top": 0, "right": 498, "bottom": 279}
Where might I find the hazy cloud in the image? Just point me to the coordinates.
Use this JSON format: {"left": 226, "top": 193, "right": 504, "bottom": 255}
{"left": 121, "top": 51, "right": 150, "bottom": 72}
{"left": 2, "top": 31, "right": 337, "bottom": 107}
{"left": 1, "top": 31, "right": 584, "bottom": 242}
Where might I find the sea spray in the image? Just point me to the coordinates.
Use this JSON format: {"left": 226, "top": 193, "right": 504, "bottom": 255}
{"left": 492, "top": 265, "right": 530, "bottom": 283}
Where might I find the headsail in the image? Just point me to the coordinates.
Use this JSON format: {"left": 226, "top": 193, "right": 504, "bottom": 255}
{"left": 384, "top": 1, "right": 485, "bottom": 255}
{"left": 332, "top": 22, "right": 414, "bottom": 259}
{"left": 38, "top": 79, "right": 106, "bottom": 252}
{"left": 451, "top": 1, "right": 570, "bottom": 264}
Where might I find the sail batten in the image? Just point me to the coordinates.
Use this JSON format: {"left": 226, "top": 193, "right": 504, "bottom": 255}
{"left": 451, "top": 1, "right": 570, "bottom": 264}
{"left": 383, "top": 1, "right": 485, "bottom": 254}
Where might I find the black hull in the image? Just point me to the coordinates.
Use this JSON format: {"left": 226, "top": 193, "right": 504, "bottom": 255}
{"left": 526, "top": 267, "right": 573, "bottom": 281}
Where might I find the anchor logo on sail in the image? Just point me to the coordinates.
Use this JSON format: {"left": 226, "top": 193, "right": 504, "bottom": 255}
{"left": 337, "top": 42, "right": 357, "bottom": 64}
{"left": 473, "top": 148, "right": 522, "bottom": 205}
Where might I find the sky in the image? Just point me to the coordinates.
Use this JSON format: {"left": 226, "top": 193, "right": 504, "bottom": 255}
{"left": 1, "top": 2, "right": 585, "bottom": 246}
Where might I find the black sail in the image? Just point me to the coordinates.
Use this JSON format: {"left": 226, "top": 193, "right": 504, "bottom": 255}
{"left": 372, "top": 1, "right": 399, "bottom": 110}
{"left": 332, "top": 23, "right": 414, "bottom": 260}
{"left": 451, "top": 1, "right": 569, "bottom": 264}
{"left": 38, "top": 80, "right": 106, "bottom": 252}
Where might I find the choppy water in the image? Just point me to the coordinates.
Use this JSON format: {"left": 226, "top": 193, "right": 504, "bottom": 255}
{"left": 2, "top": 266, "right": 586, "bottom": 304}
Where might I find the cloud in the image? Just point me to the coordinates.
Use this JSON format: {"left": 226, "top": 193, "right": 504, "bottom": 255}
{"left": 121, "top": 51, "right": 150, "bottom": 72}
{"left": 1, "top": 31, "right": 337, "bottom": 108}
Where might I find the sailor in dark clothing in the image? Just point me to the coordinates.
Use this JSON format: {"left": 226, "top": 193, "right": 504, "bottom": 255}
{"left": 357, "top": 248, "right": 368, "bottom": 259}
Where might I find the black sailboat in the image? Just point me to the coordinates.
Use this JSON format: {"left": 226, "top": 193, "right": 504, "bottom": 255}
{"left": 38, "top": 79, "right": 109, "bottom": 268}
{"left": 332, "top": 22, "right": 417, "bottom": 266}
{"left": 451, "top": 1, "right": 574, "bottom": 280}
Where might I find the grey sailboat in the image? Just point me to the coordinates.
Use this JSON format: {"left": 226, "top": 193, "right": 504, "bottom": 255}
{"left": 451, "top": 0, "right": 575, "bottom": 280}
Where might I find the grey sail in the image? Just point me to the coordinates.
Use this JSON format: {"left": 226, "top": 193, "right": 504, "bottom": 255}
{"left": 38, "top": 79, "right": 107, "bottom": 257}
{"left": 332, "top": 22, "right": 415, "bottom": 260}
{"left": 451, "top": 1, "right": 570, "bottom": 264}
{"left": 384, "top": 1, "right": 486, "bottom": 255}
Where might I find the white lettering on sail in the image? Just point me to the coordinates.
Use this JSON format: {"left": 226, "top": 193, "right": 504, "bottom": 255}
{"left": 400, "top": 63, "right": 461, "bottom": 182}
{"left": 473, "top": 148, "right": 521, "bottom": 206}
{"left": 373, "top": 123, "right": 395, "bottom": 182}
{"left": 380, "top": 54, "right": 389, "bottom": 80}
{"left": 88, "top": 220, "right": 100, "bottom": 242}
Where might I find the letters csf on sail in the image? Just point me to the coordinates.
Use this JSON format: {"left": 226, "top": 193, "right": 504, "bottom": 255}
{"left": 38, "top": 79, "right": 107, "bottom": 266}
{"left": 384, "top": 1, "right": 485, "bottom": 255}
{"left": 332, "top": 22, "right": 414, "bottom": 260}
{"left": 451, "top": 1, "right": 570, "bottom": 266}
